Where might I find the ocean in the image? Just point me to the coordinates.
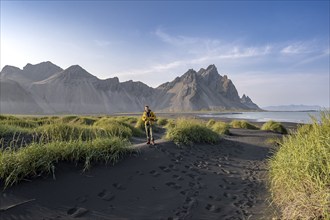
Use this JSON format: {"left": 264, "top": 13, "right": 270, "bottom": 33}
{"left": 198, "top": 111, "right": 322, "bottom": 124}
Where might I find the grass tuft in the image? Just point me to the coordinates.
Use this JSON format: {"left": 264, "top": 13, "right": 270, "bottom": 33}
{"left": 134, "top": 118, "right": 145, "bottom": 130}
{"left": 230, "top": 120, "right": 259, "bottom": 130}
{"left": 0, "top": 115, "right": 147, "bottom": 188}
{"left": 165, "top": 118, "right": 219, "bottom": 146}
{"left": 0, "top": 137, "right": 131, "bottom": 188}
{"left": 268, "top": 112, "right": 330, "bottom": 219}
{"left": 261, "top": 120, "right": 287, "bottom": 134}
{"left": 210, "top": 121, "right": 230, "bottom": 135}
{"left": 157, "top": 117, "right": 168, "bottom": 126}
{"left": 206, "top": 119, "right": 216, "bottom": 128}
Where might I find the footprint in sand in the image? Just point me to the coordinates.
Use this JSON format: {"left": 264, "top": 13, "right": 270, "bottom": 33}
{"left": 159, "top": 166, "right": 171, "bottom": 173}
{"left": 168, "top": 164, "right": 179, "bottom": 171}
{"left": 187, "top": 173, "right": 202, "bottom": 181}
{"left": 98, "top": 189, "right": 115, "bottom": 201}
{"left": 180, "top": 189, "right": 189, "bottom": 195}
{"left": 135, "top": 170, "right": 144, "bottom": 176}
{"left": 205, "top": 204, "right": 221, "bottom": 213}
{"left": 165, "top": 182, "right": 182, "bottom": 189}
{"left": 183, "top": 197, "right": 198, "bottom": 209}
{"left": 112, "top": 183, "right": 126, "bottom": 190}
{"left": 221, "top": 168, "right": 231, "bottom": 174}
{"left": 149, "top": 170, "right": 161, "bottom": 177}
{"left": 172, "top": 174, "right": 184, "bottom": 181}
{"left": 76, "top": 195, "right": 88, "bottom": 203}
{"left": 224, "top": 192, "right": 238, "bottom": 200}
{"left": 189, "top": 181, "right": 206, "bottom": 190}
{"left": 171, "top": 158, "right": 181, "bottom": 164}
{"left": 219, "top": 184, "right": 230, "bottom": 189}
{"left": 67, "top": 207, "right": 89, "bottom": 218}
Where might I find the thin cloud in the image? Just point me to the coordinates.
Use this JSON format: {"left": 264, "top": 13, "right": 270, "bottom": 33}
{"left": 154, "top": 28, "right": 199, "bottom": 46}
{"left": 94, "top": 40, "right": 111, "bottom": 47}
{"left": 281, "top": 42, "right": 308, "bottom": 54}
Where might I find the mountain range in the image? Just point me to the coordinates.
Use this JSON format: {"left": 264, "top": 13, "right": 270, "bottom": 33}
{"left": 0, "top": 62, "right": 259, "bottom": 114}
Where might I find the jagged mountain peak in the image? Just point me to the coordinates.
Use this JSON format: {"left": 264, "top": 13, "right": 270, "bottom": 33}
{"left": 198, "top": 64, "right": 220, "bottom": 83}
{"left": 241, "top": 94, "right": 259, "bottom": 110}
{"left": 23, "top": 61, "right": 62, "bottom": 73}
{"left": 58, "top": 65, "right": 97, "bottom": 80}
{"left": 0, "top": 65, "right": 21, "bottom": 76}
{"left": 23, "top": 61, "right": 59, "bottom": 69}
{"left": 20, "top": 61, "right": 63, "bottom": 82}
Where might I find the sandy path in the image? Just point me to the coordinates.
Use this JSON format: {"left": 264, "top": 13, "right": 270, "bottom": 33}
{"left": 0, "top": 129, "right": 281, "bottom": 220}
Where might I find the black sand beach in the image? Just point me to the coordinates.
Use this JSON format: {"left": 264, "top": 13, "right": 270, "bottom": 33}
{"left": 0, "top": 118, "right": 288, "bottom": 220}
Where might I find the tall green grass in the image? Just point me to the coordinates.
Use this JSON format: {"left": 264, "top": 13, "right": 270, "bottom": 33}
{"left": 0, "top": 137, "right": 131, "bottom": 188}
{"left": 157, "top": 117, "right": 168, "bottom": 126}
{"left": 0, "top": 115, "right": 147, "bottom": 188}
{"left": 95, "top": 117, "right": 143, "bottom": 137}
{"left": 206, "top": 119, "right": 230, "bottom": 135}
{"left": 206, "top": 119, "right": 216, "bottom": 128}
{"left": 230, "top": 120, "right": 259, "bottom": 130}
{"left": 211, "top": 121, "right": 230, "bottom": 135}
{"left": 261, "top": 120, "right": 287, "bottom": 134}
{"left": 166, "top": 118, "right": 219, "bottom": 146}
{"left": 269, "top": 112, "right": 330, "bottom": 219}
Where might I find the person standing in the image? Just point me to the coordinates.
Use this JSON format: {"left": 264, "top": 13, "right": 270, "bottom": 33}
{"left": 141, "top": 105, "right": 156, "bottom": 144}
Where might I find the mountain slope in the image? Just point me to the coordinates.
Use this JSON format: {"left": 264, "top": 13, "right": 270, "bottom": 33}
{"left": 0, "top": 61, "right": 63, "bottom": 87}
{"left": 154, "top": 65, "right": 259, "bottom": 111}
{"left": 0, "top": 62, "right": 259, "bottom": 114}
{"left": 0, "top": 79, "right": 43, "bottom": 114}
{"left": 29, "top": 65, "right": 155, "bottom": 114}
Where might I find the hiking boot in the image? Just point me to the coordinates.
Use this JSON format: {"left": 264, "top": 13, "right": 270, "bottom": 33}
{"left": 146, "top": 139, "right": 150, "bottom": 144}
{"left": 151, "top": 140, "right": 155, "bottom": 145}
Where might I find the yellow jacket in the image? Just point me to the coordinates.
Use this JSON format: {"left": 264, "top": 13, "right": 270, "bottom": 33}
{"left": 142, "top": 110, "right": 156, "bottom": 125}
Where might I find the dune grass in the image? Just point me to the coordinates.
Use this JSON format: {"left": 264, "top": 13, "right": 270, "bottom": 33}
{"left": 157, "top": 117, "right": 168, "bottom": 126}
{"left": 134, "top": 117, "right": 145, "bottom": 130}
{"left": 206, "top": 119, "right": 230, "bottom": 135}
{"left": 0, "top": 137, "right": 131, "bottom": 188}
{"left": 95, "top": 117, "right": 143, "bottom": 137}
{"left": 261, "top": 120, "right": 287, "bottom": 134}
{"left": 206, "top": 119, "right": 216, "bottom": 128}
{"left": 0, "top": 115, "right": 149, "bottom": 188}
{"left": 211, "top": 121, "right": 230, "bottom": 135}
{"left": 166, "top": 118, "right": 219, "bottom": 146}
{"left": 230, "top": 120, "right": 259, "bottom": 130}
{"left": 268, "top": 112, "right": 330, "bottom": 219}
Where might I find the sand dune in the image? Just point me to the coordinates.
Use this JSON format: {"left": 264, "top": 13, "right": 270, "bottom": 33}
{"left": 0, "top": 128, "right": 282, "bottom": 220}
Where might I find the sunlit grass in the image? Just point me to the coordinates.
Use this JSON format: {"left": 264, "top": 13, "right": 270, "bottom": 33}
{"left": 0, "top": 115, "right": 146, "bottom": 188}
{"left": 166, "top": 118, "right": 219, "bottom": 146}
{"left": 0, "top": 137, "right": 131, "bottom": 188}
{"left": 157, "top": 117, "right": 168, "bottom": 126}
{"left": 230, "top": 120, "right": 259, "bottom": 130}
{"left": 268, "top": 112, "right": 330, "bottom": 219}
{"left": 261, "top": 120, "right": 287, "bottom": 134}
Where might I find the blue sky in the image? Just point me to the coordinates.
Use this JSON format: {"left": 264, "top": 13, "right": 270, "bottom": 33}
{"left": 1, "top": 0, "right": 329, "bottom": 107}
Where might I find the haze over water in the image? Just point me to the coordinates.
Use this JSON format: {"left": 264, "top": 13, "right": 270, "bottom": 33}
{"left": 199, "top": 111, "right": 322, "bottom": 124}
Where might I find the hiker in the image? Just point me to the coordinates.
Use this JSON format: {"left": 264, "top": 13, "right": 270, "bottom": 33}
{"left": 141, "top": 105, "right": 156, "bottom": 144}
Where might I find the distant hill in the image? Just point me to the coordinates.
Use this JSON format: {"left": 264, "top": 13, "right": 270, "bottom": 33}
{"left": 0, "top": 62, "right": 260, "bottom": 114}
{"left": 262, "top": 104, "right": 322, "bottom": 111}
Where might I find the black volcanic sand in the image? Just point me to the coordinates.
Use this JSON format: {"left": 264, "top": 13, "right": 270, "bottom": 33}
{"left": 0, "top": 127, "right": 285, "bottom": 220}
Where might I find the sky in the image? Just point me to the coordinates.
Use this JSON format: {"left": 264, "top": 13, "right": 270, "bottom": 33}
{"left": 0, "top": 0, "right": 329, "bottom": 107}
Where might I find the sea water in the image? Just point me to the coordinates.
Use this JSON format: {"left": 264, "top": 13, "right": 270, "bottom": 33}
{"left": 198, "top": 111, "right": 322, "bottom": 124}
